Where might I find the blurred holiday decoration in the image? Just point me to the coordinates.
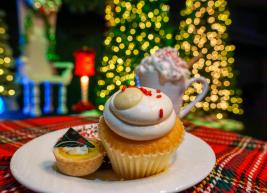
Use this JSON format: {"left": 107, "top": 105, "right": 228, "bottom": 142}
{"left": 175, "top": 0, "right": 243, "bottom": 119}
{"left": 23, "top": 0, "right": 62, "bottom": 61}
{"left": 96, "top": 0, "right": 174, "bottom": 111}
{"left": 0, "top": 96, "right": 5, "bottom": 114}
{"left": 0, "top": 10, "right": 19, "bottom": 114}
{"left": 0, "top": 11, "right": 17, "bottom": 97}
{"left": 28, "top": 0, "right": 62, "bottom": 14}
{"left": 17, "top": 0, "right": 73, "bottom": 116}
{"left": 72, "top": 48, "right": 95, "bottom": 112}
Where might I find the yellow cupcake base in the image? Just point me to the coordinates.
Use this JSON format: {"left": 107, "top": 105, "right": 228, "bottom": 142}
{"left": 102, "top": 139, "right": 176, "bottom": 179}
{"left": 99, "top": 117, "right": 185, "bottom": 179}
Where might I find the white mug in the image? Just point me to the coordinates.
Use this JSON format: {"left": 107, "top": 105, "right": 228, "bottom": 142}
{"left": 137, "top": 71, "right": 209, "bottom": 118}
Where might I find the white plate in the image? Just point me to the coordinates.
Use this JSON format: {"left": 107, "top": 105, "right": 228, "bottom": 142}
{"left": 10, "top": 124, "right": 215, "bottom": 193}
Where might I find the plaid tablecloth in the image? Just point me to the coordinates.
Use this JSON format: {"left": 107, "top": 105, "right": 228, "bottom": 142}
{"left": 0, "top": 116, "right": 266, "bottom": 193}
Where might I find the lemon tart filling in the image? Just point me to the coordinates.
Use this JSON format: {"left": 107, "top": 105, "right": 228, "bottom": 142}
{"left": 56, "top": 140, "right": 101, "bottom": 160}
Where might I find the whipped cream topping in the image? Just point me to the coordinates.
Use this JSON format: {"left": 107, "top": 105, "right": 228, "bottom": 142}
{"left": 135, "top": 47, "right": 190, "bottom": 82}
{"left": 62, "top": 146, "right": 88, "bottom": 155}
{"left": 103, "top": 87, "right": 176, "bottom": 141}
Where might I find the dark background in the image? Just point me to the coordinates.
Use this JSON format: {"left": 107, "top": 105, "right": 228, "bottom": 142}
{"left": 1, "top": 0, "right": 267, "bottom": 140}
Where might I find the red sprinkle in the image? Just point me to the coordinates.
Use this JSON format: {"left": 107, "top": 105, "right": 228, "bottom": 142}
{"left": 122, "top": 86, "right": 126, "bottom": 92}
{"left": 156, "top": 95, "right": 162, "bottom": 98}
{"left": 159, "top": 109, "right": 163, "bottom": 118}
{"left": 156, "top": 89, "right": 161, "bottom": 93}
{"left": 139, "top": 87, "right": 145, "bottom": 92}
{"left": 138, "top": 87, "right": 152, "bottom": 96}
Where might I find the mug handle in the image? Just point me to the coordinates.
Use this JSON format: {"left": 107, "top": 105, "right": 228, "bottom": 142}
{"left": 179, "top": 77, "right": 209, "bottom": 118}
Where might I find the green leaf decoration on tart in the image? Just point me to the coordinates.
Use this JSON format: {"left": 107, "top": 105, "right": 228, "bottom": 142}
{"left": 54, "top": 128, "right": 95, "bottom": 148}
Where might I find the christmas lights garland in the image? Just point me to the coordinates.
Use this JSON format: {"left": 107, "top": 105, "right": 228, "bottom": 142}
{"left": 96, "top": 0, "right": 174, "bottom": 111}
{"left": 0, "top": 11, "right": 17, "bottom": 96}
{"left": 176, "top": 0, "right": 243, "bottom": 118}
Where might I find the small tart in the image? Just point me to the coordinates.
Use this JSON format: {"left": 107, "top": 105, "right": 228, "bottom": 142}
{"left": 53, "top": 131, "right": 105, "bottom": 177}
{"left": 54, "top": 139, "right": 104, "bottom": 176}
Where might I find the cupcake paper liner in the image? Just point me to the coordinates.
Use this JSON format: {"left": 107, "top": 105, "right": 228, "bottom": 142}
{"left": 102, "top": 138, "right": 177, "bottom": 179}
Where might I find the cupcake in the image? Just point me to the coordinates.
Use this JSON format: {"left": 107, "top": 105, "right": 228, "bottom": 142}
{"left": 99, "top": 86, "right": 185, "bottom": 179}
{"left": 53, "top": 128, "right": 104, "bottom": 176}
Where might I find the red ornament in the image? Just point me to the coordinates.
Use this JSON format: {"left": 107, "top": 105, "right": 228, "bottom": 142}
{"left": 74, "top": 49, "right": 95, "bottom": 77}
{"left": 156, "top": 95, "right": 162, "bottom": 98}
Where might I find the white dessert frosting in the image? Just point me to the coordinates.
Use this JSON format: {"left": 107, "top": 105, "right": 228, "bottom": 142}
{"left": 110, "top": 88, "right": 173, "bottom": 125}
{"left": 62, "top": 146, "right": 89, "bottom": 155}
{"left": 135, "top": 47, "right": 190, "bottom": 82}
{"left": 103, "top": 87, "right": 176, "bottom": 141}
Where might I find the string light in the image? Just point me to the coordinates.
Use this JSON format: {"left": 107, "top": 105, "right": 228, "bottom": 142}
{"left": 0, "top": 15, "right": 17, "bottom": 96}
{"left": 96, "top": 0, "right": 172, "bottom": 110}
{"left": 176, "top": 0, "right": 243, "bottom": 117}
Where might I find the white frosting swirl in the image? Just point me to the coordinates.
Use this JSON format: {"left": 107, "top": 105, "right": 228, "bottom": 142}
{"left": 103, "top": 87, "right": 176, "bottom": 141}
{"left": 62, "top": 146, "right": 88, "bottom": 155}
{"left": 135, "top": 47, "right": 190, "bottom": 82}
{"left": 110, "top": 89, "right": 173, "bottom": 125}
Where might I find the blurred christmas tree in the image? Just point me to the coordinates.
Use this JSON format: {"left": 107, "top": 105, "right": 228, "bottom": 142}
{"left": 0, "top": 11, "right": 16, "bottom": 97}
{"left": 96, "top": 0, "right": 173, "bottom": 111}
{"left": 176, "top": 0, "right": 243, "bottom": 119}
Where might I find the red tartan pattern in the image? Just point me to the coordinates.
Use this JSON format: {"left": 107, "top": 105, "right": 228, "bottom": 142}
{"left": 0, "top": 116, "right": 266, "bottom": 193}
